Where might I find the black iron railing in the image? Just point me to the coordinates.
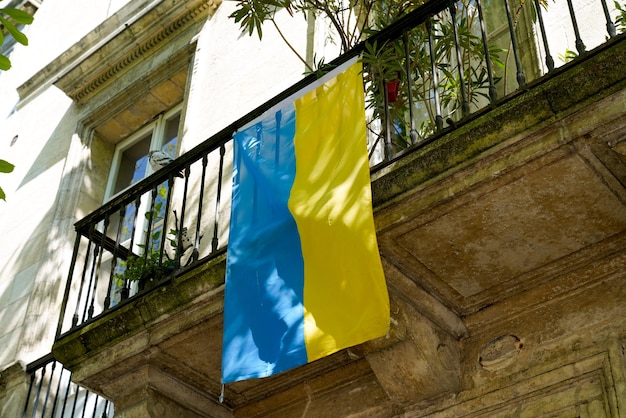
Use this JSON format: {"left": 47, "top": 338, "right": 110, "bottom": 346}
{"left": 56, "top": 0, "right": 624, "bottom": 338}
{"left": 21, "top": 354, "right": 113, "bottom": 418}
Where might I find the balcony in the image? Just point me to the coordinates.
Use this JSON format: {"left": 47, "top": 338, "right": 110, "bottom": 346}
{"left": 37, "top": 0, "right": 626, "bottom": 416}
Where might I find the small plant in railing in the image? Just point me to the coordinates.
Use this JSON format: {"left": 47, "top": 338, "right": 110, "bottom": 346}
{"left": 558, "top": 48, "right": 578, "bottom": 64}
{"left": 615, "top": 1, "right": 626, "bottom": 33}
{"left": 361, "top": 2, "right": 505, "bottom": 155}
{"left": 229, "top": 0, "right": 505, "bottom": 158}
{"left": 115, "top": 248, "right": 176, "bottom": 291}
{"left": 114, "top": 231, "right": 178, "bottom": 293}
{"left": 113, "top": 203, "right": 198, "bottom": 293}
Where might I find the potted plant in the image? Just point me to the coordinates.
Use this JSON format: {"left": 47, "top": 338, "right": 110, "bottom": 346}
{"left": 117, "top": 249, "right": 176, "bottom": 292}
{"left": 114, "top": 203, "right": 199, "bottom": 296}
{"left": 116, "top": 201, "right": 178, "bottom": 292}
{"left": 230, "top": 0, "right": 506, "bottom": 157}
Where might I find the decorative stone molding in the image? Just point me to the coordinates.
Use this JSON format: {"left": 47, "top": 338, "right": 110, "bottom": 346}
{"left": 0, "top": 363, "right": 29, "bottom": 418}
{"left": 478, "top": 334, "right": 523, "bottom": 371}
{"left": 405, "top": 339, "right": 626, "bottom": 416}
{"left": 17, "top": 0, "right": 221, "bottom": 105}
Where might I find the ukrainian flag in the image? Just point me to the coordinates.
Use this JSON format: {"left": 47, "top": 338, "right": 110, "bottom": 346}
{"left": 221, "top": 58, "right": 389, "bottom": 384}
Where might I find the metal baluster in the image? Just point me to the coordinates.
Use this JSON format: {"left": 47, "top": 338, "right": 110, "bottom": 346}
{"left": 49, "top": 364, "right": 65, "bottom": 418}
{"left": 403, "top": 30, "right": 418, "bottom": 144}
{"left": 58, "top": 369, "right": 73, "bottom": 418}
{"left": 366, "top": 74, "right": 379, "bottom": 161}
{"left": 91, "top": 396, "right": 98, "bottom": 418}
{"left": 600, "top": 0, "right": 616, "bottom": 37}
{"left": 368, "top": 134, "right": 383, "bottom": 161}
{"left": 72, "top": 235, "right": 92, "bottom": 328}
{"left": 503, "top": 0, "right": 526, "bottom": 87}
{"left": 176, "top": 167, "right": 191, "bottom": 269}
{"left": 196, "top": 155, "right": 208, "bottom": 254}
{"left": 144, "top": 187, "right": 157, "bottom": 255}
{"left": 21, "top": 372, "right": 34, "bottom": 418}
{"left": 69, "top": 381, "right": 80, "bottom": 418}
{"left": 127, "top": 196, "right": 141, "bottom": 257}
{"left": 83, "top": 245, "right": 99, "bottom": 321}
{"left": 104, "top": 205, "right": 126, "bottom": 310}
{"left": 101, "top": 399, "right": 111, "bottom": 418}
{"left": 56, "top": 234, "right": 81, "bottom": 336}
{"left": 89, "top": 216, "right": 110, "bottom": 320}
{"left": 30, "top": 363, "right": 45, "bottom": 418}
{"left": 121, "top": 196, "right": 141, "bottom": 300}
{"left": 533, "top": 0, "right": 555, "bottom": 71}
{"left": 383, "top": 68, "right": 394, "bottom": 160}
{"left": 212, "top": 146, "right": 225, "bottom": 252}
{"left": 476, "top": 0, "right": 498, "bottom": 101}
{"left": 39, "top": 361, "right": 55, "bottom": 417}
{"left": 449, "top": 0, "right": 470, "bottom": 117}
{"left": 426, "top": 17, "right": 444, "bottom": 131}
{"left": 81, "top": 387, "right": 89, "bottom": 418}
{"left": 91, "top": 395, "right": 102, "bottom": 418}
{"left": 566, "top": 0, "right": 586, "bottom": 54}
{"left": 159, "top": 177, "right": 174, "bottom": 265}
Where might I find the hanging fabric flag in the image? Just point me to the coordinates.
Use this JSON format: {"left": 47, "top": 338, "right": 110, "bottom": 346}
{"left": 222, "top": 57, "right": 389, "bottom": 384}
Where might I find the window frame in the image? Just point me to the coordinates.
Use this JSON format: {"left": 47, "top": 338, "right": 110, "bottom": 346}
{"left": 99, "top": 104, "right": 184, "bottom": 305}
{"left": 104, "top": 103, "right": 183, "bottom": 202}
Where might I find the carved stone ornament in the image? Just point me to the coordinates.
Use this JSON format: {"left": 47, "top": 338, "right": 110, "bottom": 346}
{"left": 478, "top": 334, "right": 523, "bottom": 371}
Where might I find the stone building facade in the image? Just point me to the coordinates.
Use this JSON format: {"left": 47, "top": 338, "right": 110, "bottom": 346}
{"left": 1, "top": 0, "right": 625, "bottom": 416}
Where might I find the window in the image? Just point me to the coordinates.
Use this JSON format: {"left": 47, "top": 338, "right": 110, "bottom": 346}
{"left": 106, "top": 106, "right": 182, "bottom": 198}
{"left": 103, "top": 105, "right": 183, "bottom": 304}
{"left": 105, "top": 104, "right": 182, "bottom": 247}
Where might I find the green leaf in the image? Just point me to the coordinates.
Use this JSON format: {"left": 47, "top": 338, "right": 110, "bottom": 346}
{"left": 0, "top": 160, "right": 15, "bottom": 173}
{"left": 0, "top": 187, "right": 5, "bottom": 201}
{"left": 0, "top": 16, "right": 28, "bottom": 45}
{"left": 1, "top": 8, "right": 34, "bottom": 24}
{"left": 0, "top": 54, "right": 10, "bottom": 70}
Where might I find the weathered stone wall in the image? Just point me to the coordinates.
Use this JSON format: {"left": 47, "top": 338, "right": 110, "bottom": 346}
{"left": 0, "top": 362, "right": 29, "bottom": 418}
{"left": 49, "top": 35, "right": 626, "bottom": 418}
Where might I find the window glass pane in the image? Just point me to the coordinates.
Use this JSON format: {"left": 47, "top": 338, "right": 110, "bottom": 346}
{"left": 122, "top": 202, "right": 137, "bottom": 243}
{"left": 152, "top": 112, "right": 181, "bottom": 236}
{"left": 113, "top": 132, "right": 152, "bottom": 194}
{"left": 161, "top": 112, "right": 181, "bottom": 157}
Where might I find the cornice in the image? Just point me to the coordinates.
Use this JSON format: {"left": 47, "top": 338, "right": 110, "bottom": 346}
{"left": 17, "top": 0, "right": 220, "bottom": 105}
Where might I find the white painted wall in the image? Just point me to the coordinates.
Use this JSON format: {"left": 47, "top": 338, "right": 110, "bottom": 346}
{"left": 534, "top": 0, "right": 620, "bottom": 73}
{"left": 182, "top": 2, "right": 311, "bottom": 149}
{"left": 0, "top": 0, "right": 133, "bottom": 370}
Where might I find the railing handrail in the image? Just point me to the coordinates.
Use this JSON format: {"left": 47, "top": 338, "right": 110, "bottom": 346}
{"left": 74, "top": 0, "right": 451, "bottom": 232}
{"left": 24, "top": 352, "right": 56, "bottom": 374}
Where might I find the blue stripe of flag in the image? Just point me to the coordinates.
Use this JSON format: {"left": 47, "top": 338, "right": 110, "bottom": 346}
{"left": 222, "top": 105, "right": 308, "bottom": 383}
